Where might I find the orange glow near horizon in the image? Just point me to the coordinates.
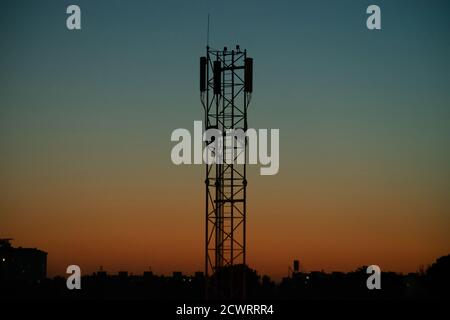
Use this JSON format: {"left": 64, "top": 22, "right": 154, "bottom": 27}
{"left": 2, "top": 159, "right": 449, "bottom": 281}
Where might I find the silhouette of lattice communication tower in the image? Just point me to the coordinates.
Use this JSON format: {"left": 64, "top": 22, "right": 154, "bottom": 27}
{"left": 200, "top": 45, "right": 253, "bottom": 298}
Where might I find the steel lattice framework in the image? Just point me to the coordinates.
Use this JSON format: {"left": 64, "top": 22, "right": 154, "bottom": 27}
{"left": 200, "top": 46, "right": 253, "bottom": 297}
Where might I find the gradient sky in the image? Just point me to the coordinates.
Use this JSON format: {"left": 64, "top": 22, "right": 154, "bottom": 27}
{"left": 1, "top": 0, "right": 449, "bottom": 280}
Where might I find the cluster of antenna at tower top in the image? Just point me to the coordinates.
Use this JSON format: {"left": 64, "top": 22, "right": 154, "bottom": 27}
{"left": 199, "top": 45, "right": 253, "bottom": 94}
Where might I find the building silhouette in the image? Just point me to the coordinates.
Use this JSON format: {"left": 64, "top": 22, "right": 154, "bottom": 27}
{"left": 0, "top": 238, "right": 47, "bottom": 284}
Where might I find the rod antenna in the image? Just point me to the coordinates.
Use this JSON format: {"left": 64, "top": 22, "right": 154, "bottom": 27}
{"left": 207, "top": 14, "right": 210, "bottom": 47}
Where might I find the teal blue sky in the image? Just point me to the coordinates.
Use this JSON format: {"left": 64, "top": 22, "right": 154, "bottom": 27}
{"left": 1, "top": 0, "right": 449, "bottom": 162}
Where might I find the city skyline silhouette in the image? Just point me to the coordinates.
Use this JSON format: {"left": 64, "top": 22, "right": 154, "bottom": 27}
{"left": 1, "top": 237, "right": 449, "bottom": 300}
